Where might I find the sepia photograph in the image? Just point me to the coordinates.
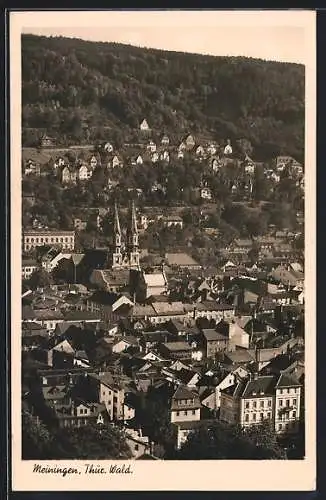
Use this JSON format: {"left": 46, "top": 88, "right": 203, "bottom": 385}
{"left": 10, "top": 9, "right": 316, "bottom": 491}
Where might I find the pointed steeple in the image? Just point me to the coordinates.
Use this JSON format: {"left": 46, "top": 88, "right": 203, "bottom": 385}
{"left": 127, "top": 199, "right": 140, "bottom": 269}
{"left": 114, "top": 201, "right": 121, "bottom": 236}
{"left": 130, "top": 199, "right": 138, "bottom": 236}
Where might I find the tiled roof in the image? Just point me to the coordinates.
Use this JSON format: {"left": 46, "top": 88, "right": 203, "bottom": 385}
{"left": 64, "top": 310, "right": 100, "bottom": 322}
{"left": 172, "top": 385, "right": 197, "bottom": 400}
{"left": 241, "top": 375, "right": 276, "bottom": 398}
{"left": 163, "top": 341, "right": 192, "bottom": 352}
{"left": 165, "top": 253, "right": 199, "bottom": 267}
{"left": 152, "top": 302, "right": 185, "bottom": 316}
{"left": 143, "top": 272, "right": 166, "bottom": 287}
{"left": 202, "top": 329, "right": 228, "bottom": 342}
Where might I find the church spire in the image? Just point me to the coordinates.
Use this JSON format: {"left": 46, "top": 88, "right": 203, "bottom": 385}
{"left": 114, "top": 201, "right": 121, "bottom": 236}
{"left": 127, "top": 199, "right": 140, "bottom": 269}
{"left": 130, "top": 199, "right": 138, "bottom": 236}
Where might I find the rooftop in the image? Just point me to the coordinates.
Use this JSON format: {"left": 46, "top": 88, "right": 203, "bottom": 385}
{"left": 165, "top": 253, "right": 200, "bottom": 267}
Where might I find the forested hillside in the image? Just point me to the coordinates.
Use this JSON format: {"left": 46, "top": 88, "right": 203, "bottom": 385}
{"left": 22, "top": 34, "right": 305, "bottom": 161}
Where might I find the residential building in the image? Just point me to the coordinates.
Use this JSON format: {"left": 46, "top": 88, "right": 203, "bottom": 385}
{"left": 91, "top": 372, "right": 135, "bottom": 422}
{"left": 201, "top": 329, "right": 229, "bottom": 358}
{"left": 219, "top": 373, "right": 302, "bottom": 435}
{"left": 22, "top": 258, "right": 38, "bottom": 280}
{"left": 170, "top": 385, "right": 201, "bottom": 423}
{"left": 130, "top": 268, "right": 168, "bottom": 302}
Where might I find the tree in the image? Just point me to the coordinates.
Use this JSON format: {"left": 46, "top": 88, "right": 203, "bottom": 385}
{"left": 51, "top": 423, "right": 132, "bottom": 459}
{"left": 28, "top": 268, "right": 52, "bottom": 290}
{"left": 176, "top": 420, "right": 286, "bottom": 460}
{"left": 22, "top": 409, "right": 53, "bottom": 459}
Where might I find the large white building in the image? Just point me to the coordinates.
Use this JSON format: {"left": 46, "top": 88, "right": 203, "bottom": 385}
{"left": 23, "top": 230, "right": 75, "bottom": 252}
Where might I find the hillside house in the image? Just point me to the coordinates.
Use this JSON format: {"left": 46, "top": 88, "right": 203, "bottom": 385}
{"left": 147, "top": 140, "right": 157, "bottom": 153}
{"left": 185, "top": 135, "right": 195, "bottom": 149}
{"left": 151, "top": 152, "right": 159, "bottom": 163}
{"left": 109, "top": 155, "right": 123, "bottom": 168}
{"left": 161, "top": 135, "right": 170, "bottom": 146}
{"left": 195, "top": 145, "right": 205, "bottom": 157}
{"left": 160, "top": 151, "right": 170, "bottom": 162}
{"left": 22, "top": 259, "right": 38, "bottom": 280}
{"left": 211, "top": 157, "right": 220, "bottom": 171}
{"left": 200, "top": 187, "right": 212, "bottom": 200}
{"left": 163, "top": 215, "right": 183, "bottom": 229}
{"left": 224, "top": 140, "right": 233, "bottom": 155}
{"left": 61, "top": 165, "right": 76, "bottom": 185}
{"left": 140, "top": 119, "right": 150, "bottom": 131}
{"left": 40, "top": 135, "right": 54, "bottom": 147}
{"left": 24, "top": 160, "right": 41, "bottom": 176}
{"left": 89, "top": 155, "right": 98, "bottom": 169}
{"left": 207, "top": 143, "right": 217, "bottom": 155}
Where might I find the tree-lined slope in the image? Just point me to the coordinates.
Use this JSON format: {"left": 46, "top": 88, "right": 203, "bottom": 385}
{"left": 22, "top": 34, "right": 304, "bottom": 160}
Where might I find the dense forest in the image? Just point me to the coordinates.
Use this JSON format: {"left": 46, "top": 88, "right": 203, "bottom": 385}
{"left": 22, "top": 34, "right": 305, "bottom": 161}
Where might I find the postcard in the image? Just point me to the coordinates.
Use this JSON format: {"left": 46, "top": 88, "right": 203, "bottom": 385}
{"left": 10, "top": 9, "right": 316, "bottom": 491}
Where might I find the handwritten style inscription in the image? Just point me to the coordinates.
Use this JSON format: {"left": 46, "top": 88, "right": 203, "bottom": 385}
{"left": 33, "top": 463, "right": 133, "bottom": 477}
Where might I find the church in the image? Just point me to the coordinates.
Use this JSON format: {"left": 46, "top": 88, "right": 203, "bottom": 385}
{"left": 109, "top": 201, "right": 140, "bottom": 270}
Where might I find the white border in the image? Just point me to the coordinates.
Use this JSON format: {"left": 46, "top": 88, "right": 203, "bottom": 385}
{"left": 10, "top": 10, "right": 316, "bottom": 491}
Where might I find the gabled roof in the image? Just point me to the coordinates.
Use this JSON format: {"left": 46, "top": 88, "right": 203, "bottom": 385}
{"left": 276, "top": 372, "right": 302, "bottom": 388}
{"left": 172, "top": 385, "right": 196, "bottom": 400}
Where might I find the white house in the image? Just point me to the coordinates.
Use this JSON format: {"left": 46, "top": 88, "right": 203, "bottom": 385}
{"left": 140, "top": 119, "right": 150, "bottom": 131}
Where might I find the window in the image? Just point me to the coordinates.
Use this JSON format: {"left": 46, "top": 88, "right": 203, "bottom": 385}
{"left": 278, "top": 423, "right": 283, "bottom": 430}
{"left": 253, "top": 401, "right": 257, "bottom": 408}
{"left": 267, "top": 412, "right": 271, "bottom": 419}
{"left": 245, "top": 414, "right": 249, "bottom": 422}
{"left": 176, "top": 411, "right": 180, "bottom": 416}
{"left": 293, "top": 399, "right": 297, "bottom": 406}
{"left": 260, "top": 401, "right": 264, "bottom": 408}
{"left": 253, "top": 413, "right": 256, "bottom": 421}
{"left": 279, "top": 400, "right": 283, "bottom": 407}
{"left": 286, "top": 399, "right": 290, "bottom": 407}
{"left": 134, "top": 444, "right": 139, "bottom": 451}
{"left": 260, "top": 413, "right": 264, "bottom": 421}
{"left": 279, "top": 389, "right": 283, "bottom": 395}
{"left": 268, "top": 400, "right": 272, "bottom": 407}
{"left": 245, "top": 402, "right": 250, "bottom": 409}
{"left": 192, "top": 410, "right": 196, "bottom": 415}
{"left": 184, "top": 411, "right": 188, "bottom": 416}
{"left": 292, "top": 411, "right": 296, "bottom": 419}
